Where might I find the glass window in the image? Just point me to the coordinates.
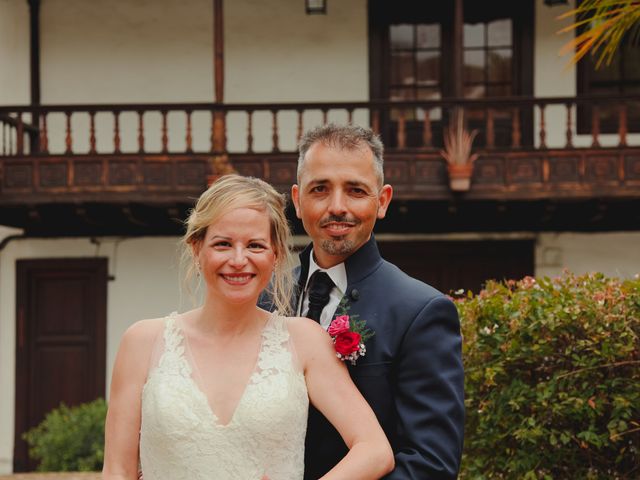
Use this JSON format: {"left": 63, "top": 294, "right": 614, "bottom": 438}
{"left": 488, "top": 49, "right": 512, "bottom": 83}
{"left": 578, "top": 33, "right": 640, "bottom": 133}
{"left": 391, "top": 51, "right": 415, "bottom": 86}
{"left": 390, "top": 25, "right": 414, "bottom": 50}
{"left": 464, "top": 23, "right": 484, "bottom": 47}
{"left": 417, "top": 51, "right": 440, "bottom": 86}
{"left": 488, "top": 19, "right": 511, "bottom": 47}
{"left": 464, "top": 50, "right": 485, "bottom": 83}
{"left": 417, "top": 24, "right": 440, "bottom": 49}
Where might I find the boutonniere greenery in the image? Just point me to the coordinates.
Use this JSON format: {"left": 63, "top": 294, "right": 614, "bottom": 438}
{"left": 327, "top": 298, "right": 375, "bottom": 365}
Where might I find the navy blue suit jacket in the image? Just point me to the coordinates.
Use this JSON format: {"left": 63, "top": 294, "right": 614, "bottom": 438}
{"left": 293, "top": 236, "right": 465, "bottom": 479}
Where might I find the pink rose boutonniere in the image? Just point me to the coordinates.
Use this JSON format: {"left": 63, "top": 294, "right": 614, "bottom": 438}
{"left": 328, "top": 301, "right": 375, "bottom": 365}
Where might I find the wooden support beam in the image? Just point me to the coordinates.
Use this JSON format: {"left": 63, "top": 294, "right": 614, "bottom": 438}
{"left": 28, "top": 0, "right": 41, "bottom": 154}
{"left": 28, "top": 0, "right": 41, "bottom": 106}
{"left": 214, "top": 0, "right": 224, "bottom": 103}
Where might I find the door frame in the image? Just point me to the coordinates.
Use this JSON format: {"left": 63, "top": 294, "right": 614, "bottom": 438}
{"left": 13, "top": 257, "right": 107, "bottom": 472}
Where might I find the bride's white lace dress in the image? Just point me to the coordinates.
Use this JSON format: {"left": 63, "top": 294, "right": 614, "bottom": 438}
{"left": 139, "top": 313, "right": 309, "bottom": 480}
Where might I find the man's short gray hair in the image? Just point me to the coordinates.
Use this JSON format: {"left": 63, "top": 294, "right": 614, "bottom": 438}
{"left": 297, "top": 123, "right": 385, "bottom": 187}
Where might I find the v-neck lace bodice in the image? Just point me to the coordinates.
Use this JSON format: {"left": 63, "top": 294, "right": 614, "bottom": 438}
{"left": 139, "top": 313, "right": 309, "bottom": 480}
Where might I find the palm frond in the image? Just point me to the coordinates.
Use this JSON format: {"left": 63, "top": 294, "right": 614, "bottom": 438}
{"left": 558, "top": 0, "right": 640, "bottom": 68}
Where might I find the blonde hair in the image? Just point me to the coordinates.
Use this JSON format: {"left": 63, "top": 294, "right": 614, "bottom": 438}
{"left": 182, "top": 175, "right": 294, "bottom": 315}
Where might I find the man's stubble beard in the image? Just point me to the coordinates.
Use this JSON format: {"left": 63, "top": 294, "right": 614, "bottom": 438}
{"left": 320, "top": 237, "right": 356, "bottom": 257}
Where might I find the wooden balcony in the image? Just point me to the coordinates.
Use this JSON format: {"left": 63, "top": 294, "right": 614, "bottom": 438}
{"left": 1, "top": 96, "right": 640, "bottom": 235}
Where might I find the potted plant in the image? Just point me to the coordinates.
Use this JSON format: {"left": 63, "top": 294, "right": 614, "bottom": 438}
{"left": 440, "top": 111, "right": 479, "bottom": 192}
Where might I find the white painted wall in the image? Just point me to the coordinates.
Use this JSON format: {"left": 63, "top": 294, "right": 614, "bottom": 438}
{"left": 0, "top": 0, "right": 30, "bottom": 106}
{"left": 0, "top": 236, "right": 185, "bottom": 474}
{"left": 536, "top": 231, "right": 640, "bottom": 279}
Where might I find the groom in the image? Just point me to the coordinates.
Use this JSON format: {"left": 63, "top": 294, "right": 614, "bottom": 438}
{"left": 290, "top": 124, "right": 464, "bottom": 479}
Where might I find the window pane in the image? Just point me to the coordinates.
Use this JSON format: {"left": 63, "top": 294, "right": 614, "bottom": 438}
{"left": 391, "top": 24, "right": 413, "bottom": 50}
{"left": 464, "top": 23, "right": 484, "bottom": 47}
{"left": 488, "top": 83, "right": 512, "bottom": 97}
{"left": 623, "top": 43, "right": 640, "bottom": 81}
{"left": 488, "top": 19, "right": 512, "bottom": 47}
{"left": 464, "top": 50, "right": 485, "bottom": 83}
{"left": 417, "top": 51, "right": 440, "bottom": 87}
{"left": 590, "top": 54, "right": 621, "bottom": 83}
{"left": 417, "top": 24, "right": 440, "bottom": 49}
{"left": 390, "top": 88, "right": 416, "bottom": 101}
{"left": 391, "top": 51, "right": 415, "bottom": 86}
{"left": 488, "top": 48, "right": 512, "bottom": 83}
{"left": 464, "top": 84, "right": 486, "bottom": 99}
{"left": 416, "top": 88, "right": 441, "bottom": 101}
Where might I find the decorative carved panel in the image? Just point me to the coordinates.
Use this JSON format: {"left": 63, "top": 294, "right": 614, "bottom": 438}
{"left": 474, "top": 157, "right": 504, "bottom": 185}
{"left": 40, "top": 163, "right": 67, "bottom": 188}
{"left": 415, "top": 160, "right": 446, "bottom": 185}
{"left": 4, "top": 164, "right": 32, "bottom": 189}
{"left": 109, "top": 161, "right": 137, "bottom": 186}
{"left": 384, "top": 161, "right": 409, "bottom": 183}
{"left": 268, "top": 161, "right": 296, "bottom": 184}
{"left": 549, "top": 157, "right": 580, "bottom": 183}
{"left": 74, "top": 162, "right": 102, "bottom": 186}
{"left": 625, "top": 155, "right": 640, "bottom": 181}
{"left": 176, "top": 161, "right": 206, "bottom": 186}
{"left": 509, "top": 157, "right": 542, "bottom": 184}
{"left": 233, "top": 162, "right": 263, "bottom": 179}
{"left": 586, "top": 156, "right": 618, "bottom": 182}
{"left": 143, "top": 162, "right": 170, "bottom": 186}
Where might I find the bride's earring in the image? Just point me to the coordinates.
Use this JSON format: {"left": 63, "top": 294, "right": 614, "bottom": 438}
{"left": 195, "top": 261, "right": 201, "bottom": 276}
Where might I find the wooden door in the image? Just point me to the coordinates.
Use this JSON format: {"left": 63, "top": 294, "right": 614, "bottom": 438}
{"left": 14, "top": 258, "right": 107, "bottom": 472}
{"left": 378, "top": 240, "right": 534, "bottom": 295}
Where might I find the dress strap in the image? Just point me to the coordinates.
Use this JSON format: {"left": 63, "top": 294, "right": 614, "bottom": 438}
{"left": 162, "top": 312, "right": 182, "bottom": 354}
{"left": 156, "top": 312, "right": 192, "bottom": 377}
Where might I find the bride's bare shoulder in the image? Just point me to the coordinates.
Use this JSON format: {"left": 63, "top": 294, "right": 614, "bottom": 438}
{"left": 284, "top": 316, "right": 332, "bottom": 346}
{"left": 120, "top": 313, "right": 175, "bottom": 346}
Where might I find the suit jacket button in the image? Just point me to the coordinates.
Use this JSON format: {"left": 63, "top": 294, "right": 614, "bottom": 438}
{"left": 350, "top": 289, "right": 360, "bottom": 301}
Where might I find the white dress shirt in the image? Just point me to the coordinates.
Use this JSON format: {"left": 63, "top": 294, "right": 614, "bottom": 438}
{"left": 299, "top": 250, "right": 347, "bottom": 330}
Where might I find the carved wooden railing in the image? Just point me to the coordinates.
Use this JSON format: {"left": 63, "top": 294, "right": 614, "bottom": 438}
{"left": 0, "top": 95, "right": 639, "bottom": 202}
{"left": 1, "top": 95, "right": 639, "bottom": 156}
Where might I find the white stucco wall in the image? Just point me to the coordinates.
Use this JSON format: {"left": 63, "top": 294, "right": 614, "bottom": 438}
{"left": 0, "top": 236, "right": 184, "bottom": 474}
{"left": 536, "top": 231, "right": 640, "bottom": 279}
{"left": 0, "top": 0, "right": 30, "bottom": 105}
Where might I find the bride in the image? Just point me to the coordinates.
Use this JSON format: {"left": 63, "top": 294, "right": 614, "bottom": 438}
{"left": 102, "top": 175, "right": 394, "bottom": 480}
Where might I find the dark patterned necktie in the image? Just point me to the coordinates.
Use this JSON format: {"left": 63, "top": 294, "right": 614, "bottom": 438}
{"left": 305, "top": 271, "right": 335, "bottom": 322}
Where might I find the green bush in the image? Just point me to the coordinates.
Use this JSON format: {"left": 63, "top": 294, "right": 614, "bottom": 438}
{"left": 457, "top": 272, "right": 639, "bottom": 479}
{"left": 23, "top": 397, "right": 107, "bottom": 471}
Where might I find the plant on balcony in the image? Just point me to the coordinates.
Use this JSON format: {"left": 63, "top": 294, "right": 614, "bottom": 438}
{"left": 455, "top": 272, "right": 640, "bottom": 479}
{"left": 23, "top": 398, "right": 107, "bottom": 471}
{"left": 440, "top": 112, "right": 479, "bottom": 192}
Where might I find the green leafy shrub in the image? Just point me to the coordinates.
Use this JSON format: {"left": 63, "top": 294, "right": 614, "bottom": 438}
{"left": 23, "top": 397, "right": 107, "bottom": 471}
{"left": 457, "top": 272, "right": 639, "bottom": 480}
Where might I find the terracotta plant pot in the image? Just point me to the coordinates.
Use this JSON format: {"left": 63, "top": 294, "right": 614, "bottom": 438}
{"left": 447, "top": 163, "right": 474, "bottom": 192}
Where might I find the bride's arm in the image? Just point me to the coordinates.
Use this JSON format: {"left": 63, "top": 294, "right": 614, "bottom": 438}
{"left": 103, "top": 320, "right": 160, "bottom": 480}
{"left": 289, "top": 317, "right": 395, "bottom": 480}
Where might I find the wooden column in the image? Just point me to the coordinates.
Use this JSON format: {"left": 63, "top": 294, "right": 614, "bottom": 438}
{"left": 452, "top": 0, "right": 463, "bottom": 99}
{"left": 28, "top": 0, "right": 40, "bottom": 105}
{"left": 451, "top": 0, "right": 464, "bottom": 129}
{"left": 28, "top": 0, "right": 41, "bottom": 153}
{"left": 209, "top": 0, "right": 234, "bottom": 184}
